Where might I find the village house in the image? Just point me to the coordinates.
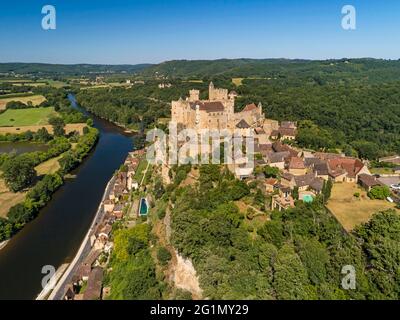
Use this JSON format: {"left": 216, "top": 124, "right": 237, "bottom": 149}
{"left": 258, "top": 143, "right": 273, "bottom": 157}
{"left": 327, "top": 157, "right": 370, "bottom": 182}
{"left": 288, "top": 157, "right": 307, "bottom": 175}
{"left": 112, "top": 203, "right": 124, "bottom": 219}
{"left": 272, "top": 141, "right": 300, "bottom": 158}
{"left": 270, "top": 121, "right": 297, "bottom": 141}
{"left": 305, "top": 158, "right": 330, "bottom": 180}
{"left": 265, "top": 151, "right": 289, "bottom": 170}
{"left": 254, "top": 127, "right": 269, "bottom": 144}
{"left": 95, "top": 223, "right": 112, "bottom": 244}
{"left": 358, "top": 174, "right": 382, "bottom": 191}
{"left": 264, "top": 178, "right": 279, "bottom": 193}
{"left": 281, "top": 172, "right": 324, "bottom": 194}
{"left": 103, "top": 199, "right": 115, "bottom": 213}
{"left": 271, "top": 194, "right": 295, "bottom": 211}
{"left": 83, "top": 267, "right": 104, "bottom": 300}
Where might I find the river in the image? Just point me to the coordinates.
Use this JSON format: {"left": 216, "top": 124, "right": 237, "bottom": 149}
{"left": 0, "top": 94, "right": 134, "bottom": 299}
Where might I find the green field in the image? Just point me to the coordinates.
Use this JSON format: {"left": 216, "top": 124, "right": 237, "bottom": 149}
{"left": 0, "top": 107, "right": 58, "bottom": 126}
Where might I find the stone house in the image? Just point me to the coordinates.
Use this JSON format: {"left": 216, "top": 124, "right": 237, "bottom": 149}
{"left": 288, "top": 157, "right": 307, "bottom": 175}
{"left": 358, "top": 174, "right": 381, "bottom": 191}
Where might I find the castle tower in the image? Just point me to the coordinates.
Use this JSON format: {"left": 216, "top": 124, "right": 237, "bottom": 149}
{"left": 189, "top": 89, "right": 200, "bottom": 101}
{"left": 209, "top": 82, "right": 214, "bottom": 100}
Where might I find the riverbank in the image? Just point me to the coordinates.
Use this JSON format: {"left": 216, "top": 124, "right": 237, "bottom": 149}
{"left": 0, "top": 128, "right": 99, "bottom": 245}
{"left": 0, "top": 93, "right": 134, "bottom": 299}
{"left": 42, "top": 175, "right": 116, "bottom": 300}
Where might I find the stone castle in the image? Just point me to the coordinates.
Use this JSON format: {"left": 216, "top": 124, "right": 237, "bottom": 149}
{"left": 171, "top": 82, "right": 266, "bottom": 132}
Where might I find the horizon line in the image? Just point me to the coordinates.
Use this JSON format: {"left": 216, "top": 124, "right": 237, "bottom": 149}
{"left": 1, "top": 56, "right": 399, "bottom": 67}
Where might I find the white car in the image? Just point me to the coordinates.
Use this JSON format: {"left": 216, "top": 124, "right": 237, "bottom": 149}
{"left": 387, "top": 197, "right": 394, "bottom": 203}
{"left": 390, "top": 184, "right": 400, "bottom": 191}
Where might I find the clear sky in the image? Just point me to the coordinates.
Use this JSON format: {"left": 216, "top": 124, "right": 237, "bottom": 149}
{"left": 0, "top": 0, "right": 399, "bottom": 64}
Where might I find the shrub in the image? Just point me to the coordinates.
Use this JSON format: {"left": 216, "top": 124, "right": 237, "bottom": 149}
{"left": 368, "top": 186, "right": 391, "bottom": 200}
{"left": 157, "top": 247, "right": 172, "bottom": 266}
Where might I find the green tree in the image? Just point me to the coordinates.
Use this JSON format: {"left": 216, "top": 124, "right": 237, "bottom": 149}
{"left": 35, "top": 127, "right": 52, "bottom": 142}
{"left": 273, "top": 244, "right": 316, "bottom": 300}
{"left": 263, "top": 165, "right": 280, "bottom": 178}
{"left": 49, "top": 116, "right": 65, "bottom": 137}
{"left": 2, "top": 155, "right": 36, "bottom": 192}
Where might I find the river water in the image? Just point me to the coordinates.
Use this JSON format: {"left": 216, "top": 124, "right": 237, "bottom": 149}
{"left": 0, "top": 94, "right": 134, "bottom": 299}
{"left": 0, "top": 141, "right": 49, "bottom": 155}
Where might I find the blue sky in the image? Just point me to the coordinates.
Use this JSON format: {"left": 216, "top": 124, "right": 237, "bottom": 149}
{"left": 0, "top": 0, "right": 399, "bottom": 64}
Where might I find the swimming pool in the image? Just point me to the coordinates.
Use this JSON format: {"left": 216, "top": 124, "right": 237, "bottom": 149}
{"left": 139, "top": 198, "right": 148, "bottom": 216}
{"left": 302, "top": 194, "right": 314, "bottom": 203}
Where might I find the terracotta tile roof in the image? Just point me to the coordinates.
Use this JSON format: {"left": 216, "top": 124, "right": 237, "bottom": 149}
{"left": 190, "top": 101, "right": 225, "bottom": 113}
{"left": 289, "top": 157, "right": 305, "bottom": 169}
{"left": 242, "top": 103, "right": 258, "bottom": 112}
{"left": 265, "top": 178, "right": 278, "bottom": 185}
{"left": 328, "top": 158, "right": 365, "bottom": 178}
{"left": 314, "top": 152, "right": 344, "bottom": 160}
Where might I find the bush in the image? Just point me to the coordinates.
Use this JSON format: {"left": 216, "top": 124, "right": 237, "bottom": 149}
{"left": 0, "top": 218, "right": 14, "bottom": 241}
{"left": 368, "top": 186, "right": 391, "bottom": 200}
{"left": 157, "top": 247, "right": 172, "bottom": 266}
{"left": 354, "top": 192, "right": 360, "bottom": 198}
{"left": 157, "top": 207, "right": 166, "bottom": 220}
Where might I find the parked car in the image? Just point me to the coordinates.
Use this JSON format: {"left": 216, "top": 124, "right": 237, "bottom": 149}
{"left": 387, "top": 197, "right": 394, "bottom": 203}
{"left": 390, "top": 184, "right": 400, "bottom": 191}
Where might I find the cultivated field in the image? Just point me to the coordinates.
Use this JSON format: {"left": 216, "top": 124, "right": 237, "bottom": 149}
{"left": 0, "top": 178, "right": 26, "bottom": 218}
{"left": 0, "top": 123, "right": 87, "bottom": 135}
{"left": 0, "top": 94, "right": 46, "bottom": 110}
{"left": 0, "top": 107, "right": 57, "bottom": 126}
{"left": 326, "top": 182, "right": 398, "bottom": 231}
{"left": 35, "top": 155, "right": 62, "bottom": 176}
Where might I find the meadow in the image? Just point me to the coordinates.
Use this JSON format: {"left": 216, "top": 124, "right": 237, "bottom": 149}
{"left": 326, "top": 182, "right": 398, "bottom": 231}
{"left": 0, "top": 107, "right": 57, "bottom": 126}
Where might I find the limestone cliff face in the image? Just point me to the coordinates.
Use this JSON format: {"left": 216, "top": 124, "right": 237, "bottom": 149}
{"left": 171, "top": 251, "right": 203, "bottom": 299}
